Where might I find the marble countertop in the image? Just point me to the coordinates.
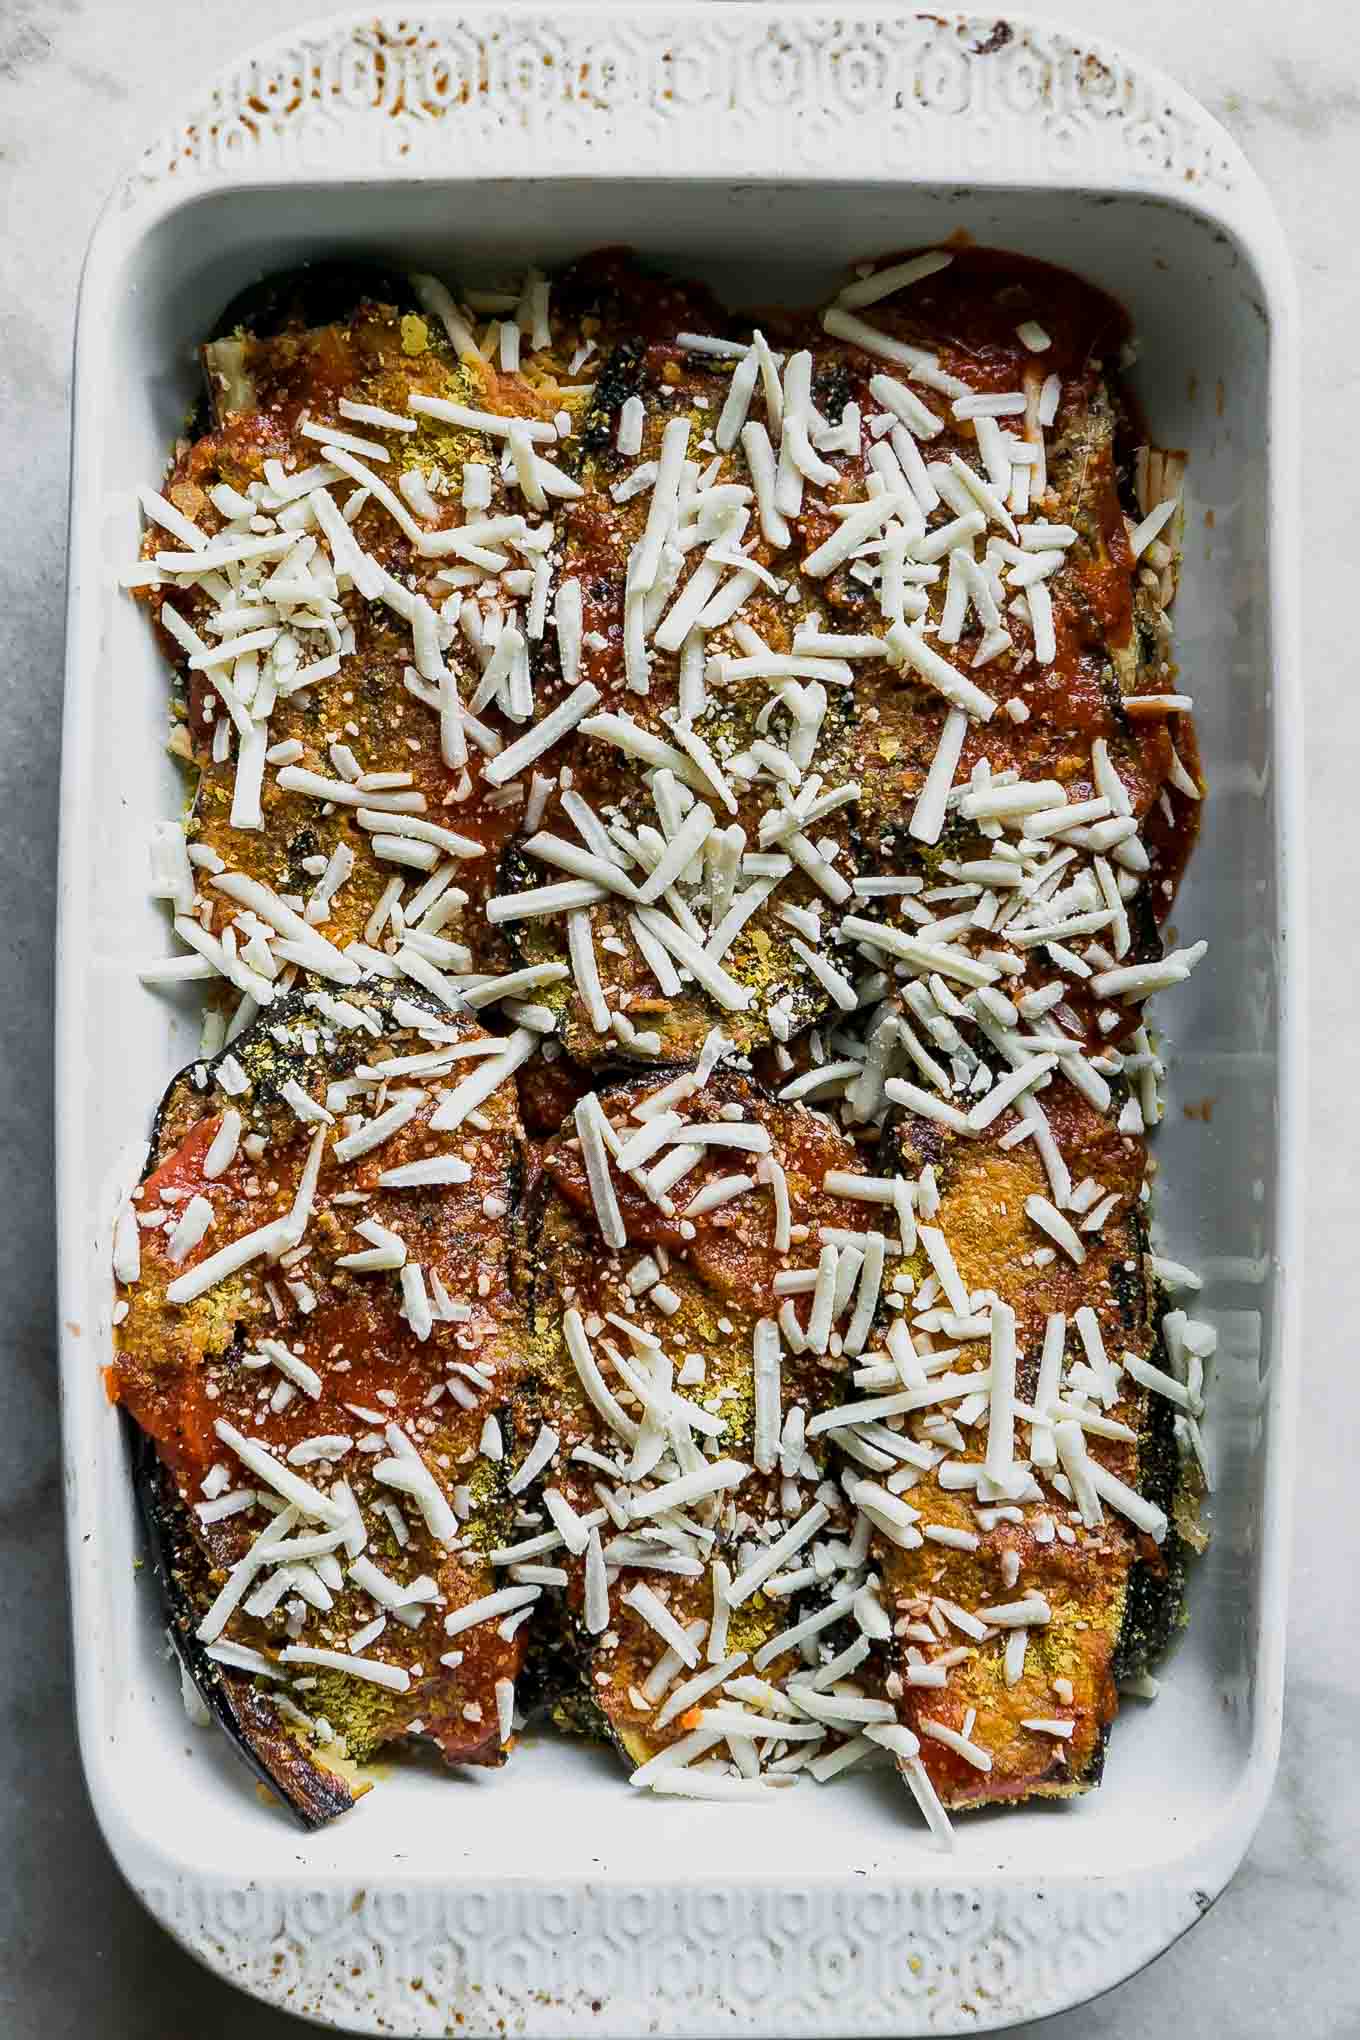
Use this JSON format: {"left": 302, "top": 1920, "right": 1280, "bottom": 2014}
{"left": 1, "top": 0, "right": 1350, "bottom": 2033}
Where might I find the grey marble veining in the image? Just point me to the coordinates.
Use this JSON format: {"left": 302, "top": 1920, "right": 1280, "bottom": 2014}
{"left": 1, "top": 0, "right": 1354, "bottom": 2033}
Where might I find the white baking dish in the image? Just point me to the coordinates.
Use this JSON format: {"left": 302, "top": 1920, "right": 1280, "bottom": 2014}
{"left": 57, "top": 7, "right": 1301, "bottom": 2031}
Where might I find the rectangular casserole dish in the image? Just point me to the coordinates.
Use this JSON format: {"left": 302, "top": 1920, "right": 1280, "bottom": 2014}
{"left": 57, "top": 8, "right": 1301, "bottom": 2032}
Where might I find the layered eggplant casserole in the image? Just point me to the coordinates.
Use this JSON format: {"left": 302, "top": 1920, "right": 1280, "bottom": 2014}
{"left": 113, "top": 246, "right": 1214, "bottom": 1838}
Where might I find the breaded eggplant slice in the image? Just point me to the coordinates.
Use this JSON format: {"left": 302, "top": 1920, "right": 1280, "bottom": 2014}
{"left": 852, "top": 1079, "right": 1187, "bottom": 1811}
{"left": 139, "top": 267, "right": 625, "bottom": 1006}
{"left": 509, "top": 1064, "right": 912, "bottom": 1776}
{"left": 806, "top": 251, "right": 1200, "bottom": 1002}
{"left": 111, "top": 980, "right": 529, "bottom": 1825}
{"left": 489, "top": 265, "right": 866, "bottom": 1067}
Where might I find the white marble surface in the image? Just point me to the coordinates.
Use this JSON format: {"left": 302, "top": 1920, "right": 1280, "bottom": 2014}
{"left": 0, "top": 0, "right": 1352, "bottom": 2032}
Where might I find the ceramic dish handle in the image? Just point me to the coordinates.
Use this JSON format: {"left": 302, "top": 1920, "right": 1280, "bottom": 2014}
{"left": 125, "top": 5, "right": 1267, "bottom": 235}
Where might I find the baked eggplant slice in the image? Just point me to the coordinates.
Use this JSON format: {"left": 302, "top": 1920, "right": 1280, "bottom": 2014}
{"left": 820, "top": 252, "right": 1201, "bottom": 1015}
{"left": 507, "top": 1062, "right": 903, "bottom": 1777}
{"left": 847, "top": 1076, "right": 1188, "bottom": 1811}
{"left": 487, "top": 264, "right": 865, "bottom": 1067}
{"left": 140, "top": 262, "right": 639, "bottom": 1028}
{"left": 112, "top": 980, "right": 531, "bottom": 1825}
{"left": 146, "top": 281, "right": 525, "bottom": 991}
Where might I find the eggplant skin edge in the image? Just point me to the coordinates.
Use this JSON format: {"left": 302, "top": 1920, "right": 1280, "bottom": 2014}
{"left": 124, "top": 976, "right": 508, "bottom": 1830}
{"left": 133, "top": 1427, "right": 359, "bottom": 1830}
{"left": 207, "top": 261, "right": 422, "bottom": 345}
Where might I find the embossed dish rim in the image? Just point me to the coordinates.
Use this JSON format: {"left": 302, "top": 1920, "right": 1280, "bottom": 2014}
{"left": 57, "top": 7, "right": 1301, "bottom": 2033}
